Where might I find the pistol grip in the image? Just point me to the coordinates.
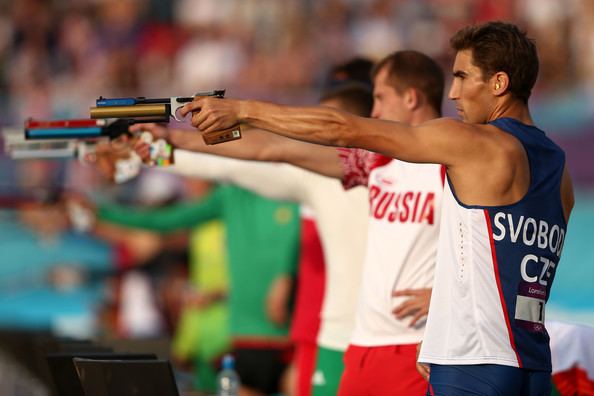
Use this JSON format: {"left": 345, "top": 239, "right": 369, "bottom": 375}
{"left": 202, "top": 125, "right": 242, "bottom": 145}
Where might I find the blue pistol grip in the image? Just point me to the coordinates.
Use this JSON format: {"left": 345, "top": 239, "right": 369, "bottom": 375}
{"left": 96, "top": 98, "right": 138, "bottom": 107}
{"left": 26, "top": 127, "right": 104, "bottom": 139}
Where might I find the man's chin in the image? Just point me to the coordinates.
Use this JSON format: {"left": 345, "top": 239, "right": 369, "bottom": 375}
{"left": 456, "top": 113, "right": 472, "bottom": 123}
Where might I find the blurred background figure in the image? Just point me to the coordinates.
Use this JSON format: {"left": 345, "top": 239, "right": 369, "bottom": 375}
{"left": 94, "top": 173, "right": 300, "bottom": 396}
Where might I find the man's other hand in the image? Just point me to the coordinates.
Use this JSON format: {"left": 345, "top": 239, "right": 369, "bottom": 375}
{"left": 416, "top": 342, "right": 430, "bottom": 381}
{"left": 392, "top": 288, "right": 432, "bottom": 327}
{"left": 266, "top": 275, "right": 293, "bottom": 327}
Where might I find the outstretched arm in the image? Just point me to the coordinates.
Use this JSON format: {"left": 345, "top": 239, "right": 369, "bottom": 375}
{"left": 131, "top": 123, "right": 343, "bottom": 178}
{"left": 165, "top": 150, "right": 312, "bottom": 203}
{"left": 179, "top": 98, "right": 489, "bottom": 167}
{"left": 97, "top": 187, "right": 222, "bottom": 232}
{"left": 180, "top": 98, "right": 535, "bottom": 207}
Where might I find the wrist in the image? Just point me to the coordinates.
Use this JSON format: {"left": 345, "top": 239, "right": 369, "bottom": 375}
{"left": 238, "top": 100, "right": 250, "bottom": 123}
{"left": 168, "top": 129, "right": 184, "bottom": 147}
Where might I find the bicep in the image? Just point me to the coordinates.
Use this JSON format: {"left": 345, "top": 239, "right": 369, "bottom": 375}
{"left": 348, "top": 117, "right": 483, "bottom": 167}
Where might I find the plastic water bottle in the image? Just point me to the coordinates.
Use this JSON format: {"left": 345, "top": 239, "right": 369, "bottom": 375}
{"left": 216, "top": 354, "right": 240, "bottom": 396}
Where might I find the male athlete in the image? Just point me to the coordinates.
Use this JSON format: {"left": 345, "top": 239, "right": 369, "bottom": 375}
{"left": 181, "top": 21, "right": 574, "bottom": 395}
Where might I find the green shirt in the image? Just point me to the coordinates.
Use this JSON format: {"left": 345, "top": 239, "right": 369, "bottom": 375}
{"left": 99, "top": 185, "right": 300, "bottom": 337}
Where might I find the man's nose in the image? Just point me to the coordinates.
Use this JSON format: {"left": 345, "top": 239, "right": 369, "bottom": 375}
{"left": 371, "top": 105, "right": 380, "bottom": 119}
{"left": 448, "top": 83, "right": 458, "bottom": 100}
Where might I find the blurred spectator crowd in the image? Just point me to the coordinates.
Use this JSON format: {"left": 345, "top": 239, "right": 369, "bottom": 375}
{"left": 1, "top": 0, "right": 594, "bottom": 124}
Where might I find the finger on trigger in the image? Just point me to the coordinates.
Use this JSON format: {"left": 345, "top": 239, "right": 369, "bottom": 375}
{"left": 180, "top": 100, "right": 201, "bottom": 118}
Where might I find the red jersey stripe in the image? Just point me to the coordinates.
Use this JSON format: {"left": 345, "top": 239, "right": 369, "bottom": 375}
{"left": 483, "top": 209, "right": 523, "bottom": 368}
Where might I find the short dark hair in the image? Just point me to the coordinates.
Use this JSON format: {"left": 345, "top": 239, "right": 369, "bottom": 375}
{"left": 328, "top": 57, "right": 374, "bottom": 87}
{"left": 371, "top": 50, "right": 444, "bottom": 115}
{"left": 319, "top": 81, "right": 373, "bottom": 117}
{"left": 450, "top": 21, "right": 539, "bottom": 103}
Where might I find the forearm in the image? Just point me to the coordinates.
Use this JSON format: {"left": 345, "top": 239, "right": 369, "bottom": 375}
{"left": 167, "top": 150, "right": 244, "bottom": 183}
{"left": 98, "top": 204, "right": 199, "bottom": 232}
{"left": 187, "top": 96, "right": 472, "bottom": 166}
{"left": 172, "top": 124, "right": 344, "bottom": 179}
{"left": 92, "top": 222, "right": 162, "bottom": 264}
{"left": 169, "top": 127, "right": 279, "bottom": 162}
{"left": 97, "top": 193, "right": 220, "bottom": 232}
{"left": 239, "top": 100, "right": 355, "bottom": 148}
{"left": 237, "top": 101, "right": 460, "bottom": 165}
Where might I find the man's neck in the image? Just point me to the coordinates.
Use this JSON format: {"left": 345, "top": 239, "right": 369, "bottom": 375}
{"left": 411, "top": 106, "right": 441, "bottom": 126}
{"left": 489, "top": 97, "right": 533, "bottom": 125}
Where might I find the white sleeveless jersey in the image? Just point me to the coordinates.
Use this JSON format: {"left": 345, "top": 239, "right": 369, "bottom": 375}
{"left": 418, "top": 181, "right": 520, "bottom": 366}
{"left": 419, "top": 119, "right": 567, "bottom": 370}
{"left": 350, "top": 158, "right": 443, "bottom": 346}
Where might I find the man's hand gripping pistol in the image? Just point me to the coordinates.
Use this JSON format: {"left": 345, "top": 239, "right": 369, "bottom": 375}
{"left": 24, "top": 118, "right": 163, "bottom": 183}
{"left": 89, "top": 89, "right": 242, "bottom": 145}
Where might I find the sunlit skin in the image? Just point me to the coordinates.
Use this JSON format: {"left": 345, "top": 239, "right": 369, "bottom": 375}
{"left": 450, "top": 50, "right": 491, "bottom": 123}
{"left": 177, "top": 79, "right": 533, "bottom": 208}
{"left": 87, "top": 138, "right": 136, "bottom": 182}
{"left": 371, "top": 67, "right": 411, "bottom": 123}
{"left": 373, "top": 66, "right": 442, "bottom": 131}
{"left": 449, "top": 49, "right": 532, "bottom": 125}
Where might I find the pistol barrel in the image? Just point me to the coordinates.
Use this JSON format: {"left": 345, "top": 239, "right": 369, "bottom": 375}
{"left": 25, "top": 127, "right": 104, "bottom": 140}
{"left": 90, "top": 104, "right": 168, "bottom": 119}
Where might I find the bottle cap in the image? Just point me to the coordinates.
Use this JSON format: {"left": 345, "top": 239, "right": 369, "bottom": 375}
{"left": 222, "top": 354, "right": 234, "bottom": 370}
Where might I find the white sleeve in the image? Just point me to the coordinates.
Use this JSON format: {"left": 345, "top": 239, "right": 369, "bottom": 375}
{"left": 159, "top": 149, "right": 307, "bottom": 202}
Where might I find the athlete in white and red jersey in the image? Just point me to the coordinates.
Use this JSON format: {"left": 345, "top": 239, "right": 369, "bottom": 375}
{"left": 336, "top": 147, "right": 443, "bottom": 395}
{"left": 186, "top": 22, "right": 575, "bottom": 396}
{"left": 341, "top": 150, "right": 442, "bottom": 348}
{"left": 328, "top": 52, "right": 445, "bottom": 396}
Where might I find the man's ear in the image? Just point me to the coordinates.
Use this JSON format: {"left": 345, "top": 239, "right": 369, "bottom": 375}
{"left": 491, "top": 72, "right": 510, "bottom": 96}
{"left": 405, "top": 88, "right": 421, "bottom": 110}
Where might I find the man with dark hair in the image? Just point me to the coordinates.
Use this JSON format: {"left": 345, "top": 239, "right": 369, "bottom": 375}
{"left": 158, "top": 50, "right": 446, "bottom": 394}
{"left": 182, "top": 21, "right": 574, "bottom": 395}
{"left": 327, "top": 57, "right": 375, "bottom": 88}
{"left": 450, "top": 22, "right": 538, "bottom": 104}
{"left": 318, "top": 82, "right": 373, "bottom": 117}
